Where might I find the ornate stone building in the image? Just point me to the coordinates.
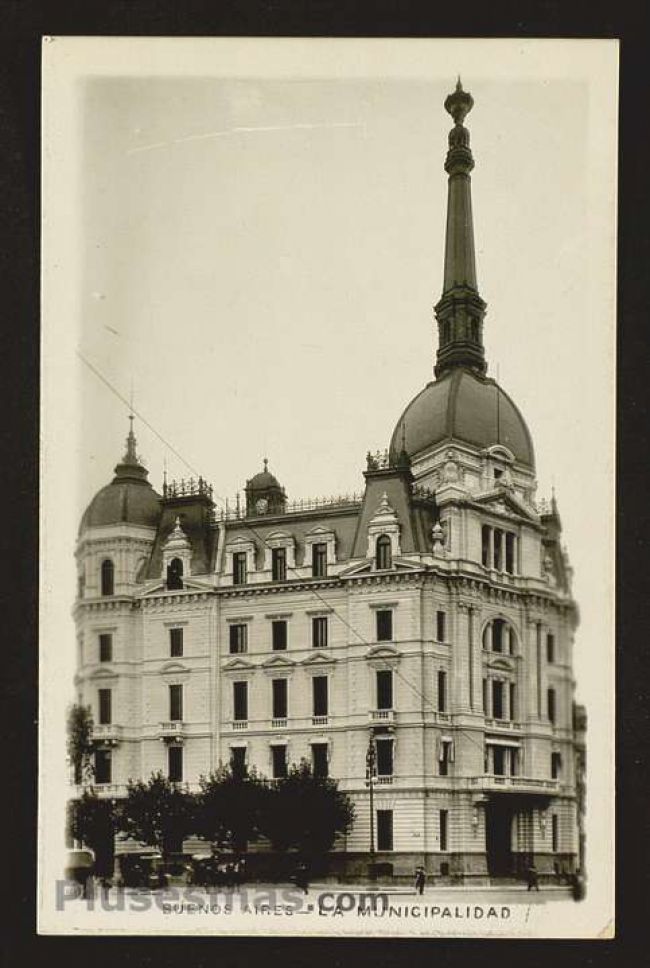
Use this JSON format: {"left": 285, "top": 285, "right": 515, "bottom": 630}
{"left": 73, "top": 81, "right": 582, "bottom": 880}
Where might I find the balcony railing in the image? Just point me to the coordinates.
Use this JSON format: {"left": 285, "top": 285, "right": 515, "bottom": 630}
{"left": 92, "top": 724, "right": 123, "bottom": 744}
{"left": 312, "top": 715, "right": 329, "bottom": 726}
{"left": 484, "top": 718, "right": 522, "bottom": 731}
{"left": 158, "top": 721, "right": 184, "bottom": 741}
{"left": 469, "top": 775, "right": 559, "bottom": 794}
{"left": 376, "top": 775, "right": 393, "bottom": 785}
{"left": 370, "top": 709, "right": 394, "bottom": 724}
{"left": 271, "top": 718, "right": 288, "bottom": 728}
{"left": 232, "top": 720, "right": 248, "bottom": 731}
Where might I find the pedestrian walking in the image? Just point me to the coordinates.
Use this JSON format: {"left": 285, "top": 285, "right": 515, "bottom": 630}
{"left": 414, "top": 865, "right": 426, "bottom": 895}
{"left": 526, "top": 865, "right": 540, "bottom": 892}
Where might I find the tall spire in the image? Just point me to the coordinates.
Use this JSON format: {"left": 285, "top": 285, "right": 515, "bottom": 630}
{"left": 434, "top": 78, "right": 487, "bottom": 379}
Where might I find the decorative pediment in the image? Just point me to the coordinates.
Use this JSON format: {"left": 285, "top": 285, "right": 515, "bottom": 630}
{"left": 89, "top": 667, "right": 117, "bottom": 680}
{"left": 339, "top": 560, "right": 373, "bottom": 578}
{"left": 261, "top": 655, "right": 296, "bottom": 671}
{"left": 487, "top": 656, "right": 515, "bottom": 673}
{"left": 222, "top": 657, "right": 256, "bottom": 673}
{"left": 475, "top": 489, "right": 537, "bottom": 522}
{"left": 140, "top": 576, "right": 212, "bottom": 598}
{"left": 159, "top": 661, "right": 190, "bottom": 676}
{"left": 301, "top": 651, "right": 336, "bottom": 667}
{"left": 367, "top": 492, "right": 401, "bottom": 560}
{"left": 366, "top": 644, "right": 400, "bottom": 661}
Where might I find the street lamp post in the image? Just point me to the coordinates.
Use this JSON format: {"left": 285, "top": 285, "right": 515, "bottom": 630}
{"left": 365, "top": 734, "right": 377, "bottom": 864}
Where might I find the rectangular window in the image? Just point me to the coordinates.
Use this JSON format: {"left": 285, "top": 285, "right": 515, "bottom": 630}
{"left": 436, "top": 610, "right": 446, "bottom": 643}
{"left": 376, "top": 609, "right": 393, "bottom": 642}
{"left": 94, "top": 749, "right": 112, "bottom": 785}
{"left": 272, "top": 678, "right": 288, "bottom": 719}
{"left": 168, "top": 745, "right": 183, "bottom": 783}
{"left": 312, "top": 615, "right": 328, "bottom": 648}
{"left": 376, "top": 738, "right": 393, "bottom": 776}
{"left": 438, "top": 740, "right": 451, "bottom": 776}
{"left": 169, "top": 684, "right": 183, "bottom": 722}
{"left": 482, "top": 678, "right": 488, "bottom": 714}
{"left": 492, "top": 619, "right": 504, "bottom": 653}
{"left": 312, "top": 743, "right": 329, "bottom": 778}
{"left": 505, "top": 532, "right": 515, "bottom": 574}
{"left": 99, "top": 634, "right": 112, "bottom": 663}
{"left": 437, "top": 670, "right": 447, "bottom": 713}
{"left": 233, "top": 681, "right": 248, "bottom": 722}
{"left": 510, "top": 749, "right": 518, "bottom": 776}
{"left": 493, "top": 528, "right": 503, "bottom": 570}
{"left": 230, "top": 746, "right": 246, "bottom": 774}
{"left": 376, "top": 669, "right": 393, "bottom": 710}
{"left": 377, "top": 809, "right": 393, "bottom": 851}
{"left": 492, "top": 680, "right": 504, "bottom": 720}
{"left": 547, "top": 687, "right": 556, "bottom": 724}
{"left": 312, "top": 676, "right": 328, "bottom": 717}
{"left": 551, "top": 814, "right": 559, "bottom": 853}
{"left": 271, "top": 547, "right": 287, "bottom": 582}
{"left": 509, "top": 682, "right": 517, "bottom": 721}
{"left": 98, "top": 688, "right": 112, "bottom": 725}
{"left": 481, "top": 525, "right": 490, "bottom": 567}
{"left": 272, "top": 620, "right": 287, "bottom": 651}
{"left": 546, "top": 633, "right": 555, "bottom": 663}
{"left": 272, "top": 745, "right": 287, "bottom": 779}
{"left": 312, "top": 543, "right": 327, "bottom": 578}
{"left": 551, "top": 752, "right": 562, "bottom": 779}
{"left": 229, "top": 623, "right": 248, "bottom": 654}
{"left": 493, "top": 746, "right": 505, "bottom": 776}
{"left": 439, "top": 809, "right": 448, "bottom": 852}
{"left": 233, "top": 552, "right": 247, "bottom": 585}
{"left": 169, "top": 627, "right": 183, "bottom": 658}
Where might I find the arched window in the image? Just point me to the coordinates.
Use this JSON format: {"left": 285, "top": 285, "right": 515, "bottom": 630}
{"left": 100, "top": 559, "right": 114, "bottom": 597}
{"left": 376, "top": 534, "right": 392, "bottom": 570}
{"left": 167, "top": 557, "right": 184, "bottom": 590}
{"left": 482, "top": 618, "right": 516, "bottom": 655}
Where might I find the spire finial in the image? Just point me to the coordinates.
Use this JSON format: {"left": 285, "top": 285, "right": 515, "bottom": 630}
{"left": 456, "top": 74, "right": 462, "bottom": 91}
{"left": 263, "top": 457, "right": 268, "bottom": 472}
{"left": 124, "top": 413, "right": 138, "bottom": 464}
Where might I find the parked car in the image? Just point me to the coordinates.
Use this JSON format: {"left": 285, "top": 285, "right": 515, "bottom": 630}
{"left": 65, "top": 848, "right": 95, "bottom": 897}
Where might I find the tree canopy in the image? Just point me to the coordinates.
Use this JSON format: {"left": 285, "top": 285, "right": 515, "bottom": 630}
{"left": 119, "top": 771, "right": 195, "bottom": 860}
{"left": 196, "top": 762, "right": 268, "bottom": 854}
{"left": 66, "top": 703, "right": 95, "bottom": 785}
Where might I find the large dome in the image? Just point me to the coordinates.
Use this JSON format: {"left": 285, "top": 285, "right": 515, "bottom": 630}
{"left": 79, "top": 421, "right": 162, "bottom": 532}
{"left": 80, "top": 478, "right": 162, "bottom": 532}
{"left": 389, "top": 367, "right": 535, "bottom": 469}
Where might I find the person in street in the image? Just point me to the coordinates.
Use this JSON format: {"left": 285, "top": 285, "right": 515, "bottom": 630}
{"left": 526, "top": 864, "right": 540, "bottom": 891}
{"left": 414, "top": 866, "right": 426, "bottom": 895}
{"left": 294, "top": 862, "right": 309, "bottom": 894}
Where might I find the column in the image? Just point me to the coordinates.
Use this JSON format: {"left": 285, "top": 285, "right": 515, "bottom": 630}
{"left": 500, "top": 531, "right": 506, "bottom": 572}
{"left": 488, "top": 528, "right": 494, "bottom": 570}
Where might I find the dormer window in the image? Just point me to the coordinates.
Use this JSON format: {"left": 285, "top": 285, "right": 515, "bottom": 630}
{"left": 233, "top": 552, "right": 247, "bottom": 586}
{"left": 167, "top": 557, "right": 184, "bottom": 590}
{"left": 100, "top": 559, "right": 114, "bottom": 597}
{"left": 494, "top": 468, "right": 503, "bottom": 482}
{"left": 312, "top": 543, "right": 328, "bottom": 578}
{"left": 271, "top": 547, "right": 287, "bottom": 582}
{"left": 375, "top": 534, "right": 392, "bottom": 570}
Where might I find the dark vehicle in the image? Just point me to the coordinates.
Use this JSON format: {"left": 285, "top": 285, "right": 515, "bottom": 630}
{"left": 185, "top": 854, "right": 245, "bottom": 888}
{"left": 65, "top": 848, "right": 95, "bottom": 898}
{"left": 117, "top": 852, "right": 169, "bottom": 889}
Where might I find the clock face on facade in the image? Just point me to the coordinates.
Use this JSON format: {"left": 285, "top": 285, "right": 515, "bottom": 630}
{"left": 256, "top": 498, "right": 268, "bottom": 514}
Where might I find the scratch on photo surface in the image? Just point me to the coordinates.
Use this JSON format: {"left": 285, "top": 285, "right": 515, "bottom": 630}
{"left": 127, "top": 122, "right": 366, "bottom": 155}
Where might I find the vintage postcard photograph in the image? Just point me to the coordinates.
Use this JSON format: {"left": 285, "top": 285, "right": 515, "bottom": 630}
{"left": 39, "top": 36, "right": 617, "bottom": 937}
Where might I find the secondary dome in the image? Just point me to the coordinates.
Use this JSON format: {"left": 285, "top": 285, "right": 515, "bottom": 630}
{"left": 79, "top": 419, "right": 162, "bottom": 532}
{"left": 389, "top": 367, "right": 535, "bottom": 469}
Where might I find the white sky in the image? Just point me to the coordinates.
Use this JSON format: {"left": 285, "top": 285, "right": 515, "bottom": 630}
{"left": 41, "top": 39, "right": 616, "bottom": 935}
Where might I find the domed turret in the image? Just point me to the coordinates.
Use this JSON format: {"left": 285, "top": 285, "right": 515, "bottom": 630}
{"left": 245, "top": 459, "right": 287, "bottom": 516}
{"left": 79, "top": 417, "right": 162, "bottom": 532}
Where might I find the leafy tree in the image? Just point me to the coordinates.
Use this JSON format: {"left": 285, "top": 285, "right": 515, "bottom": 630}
{"left": 66, "top": 703, "right": 95, "bottom": 785}
{"left": 67, "top": 789, "right": 117, "bottom": 878}
{"left": 261, "top": 759, "right": 355, "bottom": 863}
{"left": 196, "top": 762, "right": 269, "bottom": 854}
{"left": 118, "top": 771, "right": 196, "bottom": 861}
